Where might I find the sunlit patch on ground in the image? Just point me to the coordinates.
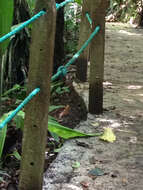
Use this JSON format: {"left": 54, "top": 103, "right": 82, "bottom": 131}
{"left": 127, "top": 85, "right": 142, "bottom": 90}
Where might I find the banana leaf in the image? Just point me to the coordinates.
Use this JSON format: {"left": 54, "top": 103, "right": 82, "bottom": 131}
{"left": 0, "top": 114, "right": 8, "bottom": 159}
{"left": 0, "top": 0, "right": 14, "bottom": 54}
{"left": 48, "top": 120, "right": 102, "bottom": 139}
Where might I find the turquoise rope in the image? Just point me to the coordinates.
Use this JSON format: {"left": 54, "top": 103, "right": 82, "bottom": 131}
{"left": 66, "top": 26, "right": 100, "bottom": 68}
{"left": 0, "top": 0, "right": 74, "bottom": 43}
{"left": 51, "top": 25, "right": 100, "bottom": 81}
{"left": 86, "top": 13, "right": 92, "bottom": 25}
{"left": 56, "top": 3, "right": 59, "bottom": 8}
{"left": 0, "top": 11, "right": 46, "bottom": 43}
{"left": 0, "top": 88, "right": 40, "bottom": 129}
{"left": 56, "top": 0, "right": 74, "bottom": 10}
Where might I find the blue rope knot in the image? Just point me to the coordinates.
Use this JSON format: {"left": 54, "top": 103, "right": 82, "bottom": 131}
{"left": 57, "top": 66, "right": 68, "bottom": 77}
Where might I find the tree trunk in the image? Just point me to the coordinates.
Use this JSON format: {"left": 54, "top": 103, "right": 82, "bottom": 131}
{"left": 19, "top": 0, "right": 56, "bottom": 189}
{"left": 76, "top": 0, "right": 91, "bottom": 82}
{"left": 89, "top": 0, "right": 108, "bottom": 114}
{"left": 53, "top": 0, "right": 65, "bottom": 74}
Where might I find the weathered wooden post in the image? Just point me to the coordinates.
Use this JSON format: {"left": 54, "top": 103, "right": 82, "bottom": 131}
{"left": 76, "top": 0, "right": 91, "bottom": 82}
{"left": 19, "top": 0, "right": 56, "bottom": 189}
{"left": 89, "top": 0, "right": 108, "bottom": 114}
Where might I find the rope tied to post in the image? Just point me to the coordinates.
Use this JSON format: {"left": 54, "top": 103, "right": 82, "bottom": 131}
{"left": 0, "top": 88, "right": 40, "bottom": 129}
{"left": 57, "top": 66, "right": 68, "bottom": 77}
{"left": 86, "top": 12, "right": 92, "bottom": 25}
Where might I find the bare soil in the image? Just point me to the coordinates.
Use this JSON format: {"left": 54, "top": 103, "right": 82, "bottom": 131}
{"left": 43, "top": 23, "right": 143, "bottom": 190}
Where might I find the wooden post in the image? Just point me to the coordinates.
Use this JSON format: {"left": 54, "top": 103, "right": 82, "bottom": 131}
{"left": 76, "top": 0, "right": 90, "bottom": 82}
{"left": 89, "top": 0, "right": 108, "bottom": 114}
{"left": 19, "top": 0, "right": 56, "bottom": 189}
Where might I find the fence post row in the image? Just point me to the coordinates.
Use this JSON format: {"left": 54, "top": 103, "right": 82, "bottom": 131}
{"left": 0, "top": 0, "right": 108, "bottom": 188}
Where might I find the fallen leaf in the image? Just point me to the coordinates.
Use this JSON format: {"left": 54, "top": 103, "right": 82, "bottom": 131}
{"left": 122, "top": 178, "right": 128, "bottom": 186}
{"left": 80, "top": 181, "right": 89, "bottom": 188}
{"left": 100, "top": 128, "right": 116, "bottom": 143}
{"left": 59, "top": 105, "right": 70, "bottom": 119}
{"left": 91, "top": 122, "right": 99, "bottom": 127}
{"left": 72, "top": 161, "right": 80, "bottom": 168}
{"left": 48, "top": 121, "right": 102, "bottom": 139}
{"left": 88, "top": 168, "right": 105, "bottom": 177}
{"left": 54, "top": 148, "right": 61, "bottom": 153}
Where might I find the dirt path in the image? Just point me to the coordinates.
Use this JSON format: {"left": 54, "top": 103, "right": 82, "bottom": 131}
{"left": 43, "top": 23, "right": 143, "bottom": 190}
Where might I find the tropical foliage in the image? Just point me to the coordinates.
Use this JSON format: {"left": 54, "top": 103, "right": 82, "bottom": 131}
{"left": 107, "top": 0, "right": 143, "bottom": 24}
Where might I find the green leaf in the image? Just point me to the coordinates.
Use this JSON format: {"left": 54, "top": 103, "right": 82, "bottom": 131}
{"left": 54, "top": 148, "right": 61, "bottom": 153}
{"left": 0, "top": 110, "right": 25, "bottom": 131}
{"left": 15, "top": 99, "right": 23, "bottom": 105}
{"left": 55, "top": 86, "right": 62, "bottom": 94}
{"left": 0, "top": 114, "right": 8, "bottom": 159}
{"left": 48, "top": 115, "right": 58, "bottom": 122}
{"left": 74, "top": 0, "right": 82, "bottom": 5}
{"left": 2, "top": 84, "right": 21, "bottom": 97}
{"left": 13, "top": 111, "right": 25, "bottom": 130}
{"left": 61, "top": 87, "right": 70, "bottom": 93}
{"left": 51, "top": 81, "right": 63, "bottom": 90}
{"left": 48, "top": 121, "right": 102, "bottom": 139}
{"left": 12, "top": 151, "right": 21, "bottom": 160}
{"left": 49, "top": 132, "right": 60, "bottom": 143}
{"left": 26, "top": 0, "right": 36, "bottom": 13}
{"left": 72, "top": 161, "right": 80, "bottom": 168}
{"left": 100, "top": 128, "right": 116, "bottom": 143}
{"left": 6, "top": 150, "right": 21, "bottom": 161}
{"left": 0, "top": 0, "right": 14, "bottom": 53}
